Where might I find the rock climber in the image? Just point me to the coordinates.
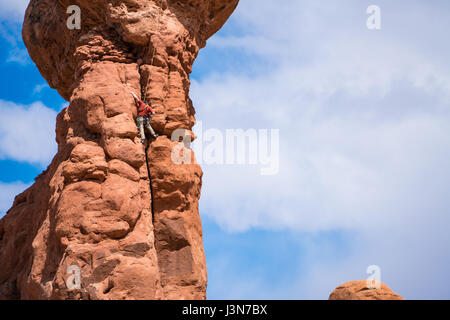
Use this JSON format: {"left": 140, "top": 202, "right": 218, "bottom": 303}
{"left": 130, "top": 92, "right": 158, "bottom": 143}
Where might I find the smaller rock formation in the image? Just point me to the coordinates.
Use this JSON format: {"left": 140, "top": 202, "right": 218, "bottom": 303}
{"left": 329, "top": 280, "right": 404, "bottom": 300}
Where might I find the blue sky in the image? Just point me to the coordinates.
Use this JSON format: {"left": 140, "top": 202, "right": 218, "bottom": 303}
{"left": 1, "top": 0, "right": 450, "bottom": 299}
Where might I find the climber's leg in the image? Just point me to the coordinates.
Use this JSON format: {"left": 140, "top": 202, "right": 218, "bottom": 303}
{"left": 137, "top": 116, "right": 146, "bottom": 143}
{"left": 145, "top": 118, "right": 158, "bottom": 139}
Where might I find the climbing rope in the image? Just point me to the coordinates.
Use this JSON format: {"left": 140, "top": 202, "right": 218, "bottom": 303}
{"left": 144, "top": 143, "right": 155, "bottom": 225}
{"left": 141, "top": 0, "right": 165, "bottom": 225}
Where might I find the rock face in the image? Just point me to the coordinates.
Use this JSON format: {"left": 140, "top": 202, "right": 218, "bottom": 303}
{"left": 0, "top": 0, "right": 238, "bottom": 300}
{"left": 329, "top": 280, "right": 404, "bottom": 300}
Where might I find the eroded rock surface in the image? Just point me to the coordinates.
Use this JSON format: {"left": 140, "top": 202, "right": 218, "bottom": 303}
{"left": 329, "top": 280, "right": 404, "bottom": 300}
{"left": 0, "top": 0, "right": 238, "bottom": 300}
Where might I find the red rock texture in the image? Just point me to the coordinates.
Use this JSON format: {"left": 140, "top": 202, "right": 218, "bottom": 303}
{"left": 0, "top": 0, "right": 238, "bottom": 300}
{"left": 329, "top": 280, "right": 404, "bottom": 300}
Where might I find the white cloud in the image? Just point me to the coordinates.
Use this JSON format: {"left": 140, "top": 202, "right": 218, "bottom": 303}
{"left": 193, "top": 60, "right": 450, "bottom": 233}
{"left": 0, "top": 0, "right": 28, "bottom": 22}
{"left": 0, "top": 181, "right": 30, "bottom": 217}
{"left": 0, "top": 100, "right": 57, "bottom": 166}
{"left": 194, "top": 0, "right": 450, "bottom": 232}
{"left": 193, "top": 0, "right": 450, "bottom": 298}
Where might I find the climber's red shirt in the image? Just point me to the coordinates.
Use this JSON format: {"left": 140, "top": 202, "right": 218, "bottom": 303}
{"left": 137, "top": 100, "right": 155, "bottom": 117}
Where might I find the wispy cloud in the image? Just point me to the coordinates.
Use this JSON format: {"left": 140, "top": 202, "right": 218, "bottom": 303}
{"left": 0, "top": 0, "right": 28, "bottom": 23}
{"left": 5, "top": 47, "right": 29, "bottom": 65}
{"left": 33, "top": 83, "right": 50, "bottom": 95}
{"left": 0, "top": 22, "right": 30, "bottom": 65}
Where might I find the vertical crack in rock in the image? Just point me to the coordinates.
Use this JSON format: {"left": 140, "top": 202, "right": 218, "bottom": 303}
{"left": 0, "top": 0, "right": 239, "bottom": 300}
{"left": 143, "top": 145, "right": 155, "bottom": 226}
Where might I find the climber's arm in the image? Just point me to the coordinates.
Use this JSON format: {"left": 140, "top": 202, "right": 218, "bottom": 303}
{"left": 130, "top": 91, "right": 139, "bottom": 103}
{"left": 147, "top": 105, "right": 155, "bottom": 114}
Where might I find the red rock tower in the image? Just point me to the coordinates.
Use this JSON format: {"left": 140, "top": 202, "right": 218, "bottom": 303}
{"left": 0, "top": 0, "right": 239, "bottom": 299}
